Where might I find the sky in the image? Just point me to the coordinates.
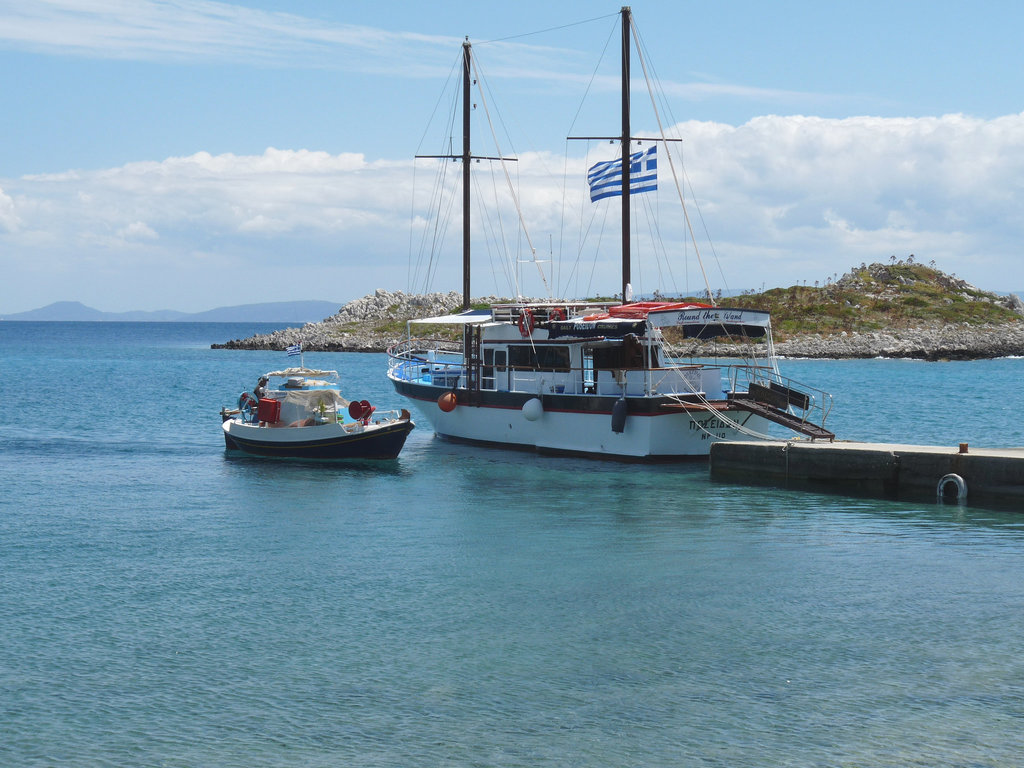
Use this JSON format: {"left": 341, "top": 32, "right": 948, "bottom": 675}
{"left": 2, "top": 0, "right": 1024, "bottom": 313}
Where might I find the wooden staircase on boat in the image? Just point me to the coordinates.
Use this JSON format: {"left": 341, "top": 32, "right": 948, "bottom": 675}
{"left": 732, "top": 381, "right": 835, "bottom": 441}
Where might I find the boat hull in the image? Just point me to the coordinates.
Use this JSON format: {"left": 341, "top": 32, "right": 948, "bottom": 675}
{"left": 222, "top": 418, "right": 414, "bottom": 460}
{"left": 390, "top": 378, "right": 766, "bottom": 459}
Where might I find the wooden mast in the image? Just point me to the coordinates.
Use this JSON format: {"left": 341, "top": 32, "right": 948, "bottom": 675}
{"left": 417, "top": 40, "right": 515, "bottom": 311}
{"left": 434, "top": 40, "right": 513, "bottom": 310}
{"left": 620, "top": 6, "right": 631, "bottom": 304}
{"left": 461, "top": 40, "right": 472, "bottom": 311}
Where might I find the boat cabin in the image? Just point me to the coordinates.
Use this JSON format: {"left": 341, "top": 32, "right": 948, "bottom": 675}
{"left": 394, "top": 301, "right": 776, "bottom": 402}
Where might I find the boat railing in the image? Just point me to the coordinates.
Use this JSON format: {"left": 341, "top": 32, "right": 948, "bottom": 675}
{"left": 339, "top": 408, "right": 411, "bottom": 429}
{"left": 288, "top": 408, "right": 412, "bottom": 430}
{"left": 726, "top": 364, "right": 834, "bottom": 428}
{"left": 387, "top": 337, "right": 465, "bottom": 385}
{"left": 506, "top": 365, "right": 713, "bottom": 397}
{"left": 388, "top": 339, "right": 830, "bottom": 423}
{"left": 226, "top": 401, "right": 410, "bottom": 429}
{"left": 389, "top": 340, "right": 734, "bottom": 399}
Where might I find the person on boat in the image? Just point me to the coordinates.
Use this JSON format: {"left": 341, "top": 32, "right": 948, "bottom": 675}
{"left": 254, "top": 375, "right": 269, "bottom": 400}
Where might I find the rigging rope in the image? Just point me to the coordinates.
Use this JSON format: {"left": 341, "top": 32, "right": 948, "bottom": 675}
{"left": 629, "top": 18, "right": 716, "bottom": 305}
{"left": 470, "top": 55, "right": 551, "bottom": 298}
{"left": 632, "top": 29, "right": 731, "bottom": 299}
{"left": 477, "top": 12, "right": 618, "bottom": 45}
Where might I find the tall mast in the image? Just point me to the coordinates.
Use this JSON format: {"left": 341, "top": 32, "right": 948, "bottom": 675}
{"left": 620, "top": 6, "right": 631, "bottom": 303}
{"left": 461, "top": 40, "right": 472, "bottom": 311}
{"left": 567, "top": 7, "right": 684, "bottom": 304}
{"left": 418, "top": 40, "right": 514, "bottom": 310}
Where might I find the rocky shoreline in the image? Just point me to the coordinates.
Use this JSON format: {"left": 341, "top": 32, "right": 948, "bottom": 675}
{"left": 212, "top": 289, "right": 1024, "bottom": 360}
{"left": 211, "top": 289, "right": 474, "bottom": 353}
{"left": 772, "top": 323, "right": 1024, "bottom": 360}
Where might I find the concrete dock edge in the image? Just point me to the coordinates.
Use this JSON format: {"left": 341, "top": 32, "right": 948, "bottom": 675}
{"left": 709, "top": 440, "right": 1024, "bottom": 508}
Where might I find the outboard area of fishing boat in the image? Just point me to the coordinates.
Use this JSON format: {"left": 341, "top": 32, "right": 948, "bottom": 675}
{"left": 386, "top": 7, "right": 835, "bottom": 460}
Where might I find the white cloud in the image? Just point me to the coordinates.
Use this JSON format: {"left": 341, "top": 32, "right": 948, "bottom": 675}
{"left": 0, "top": 0, "right": 823, "bottom": 105}
{"left": 21, "top": 147, "right": 400, "bottom": 242}
{"left": 626, "top": 112, "right": 1024, "bottom": 292}
{"left": 116, "top": 221, "right": 158, "bottom": 241}
{"left": 4, "top": 112, "right": 1024, "bottom": 312}
{"left": 0, "top": 186, "right": 20, "bottom": 231}
{"left": 0, "top": 0, "right": 488, "bottom": 77}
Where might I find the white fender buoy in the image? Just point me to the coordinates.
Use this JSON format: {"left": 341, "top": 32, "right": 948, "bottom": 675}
{"left": 937, "top": 473, "right": 967, "bottom": 503}
{"left": 521, "top": 398, "right": 543, "bottom": 421}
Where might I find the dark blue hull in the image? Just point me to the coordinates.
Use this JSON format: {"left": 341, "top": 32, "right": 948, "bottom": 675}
{"left": 224, "top": 420, "right": 414, "bottom": 460}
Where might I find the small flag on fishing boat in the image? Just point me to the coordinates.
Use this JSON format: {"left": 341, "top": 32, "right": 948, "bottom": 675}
{"left": 587, "top": 145, "right": 657, "bottom": 202}
{"left": 286, "top": 343, "right": 302, "bottom": 357}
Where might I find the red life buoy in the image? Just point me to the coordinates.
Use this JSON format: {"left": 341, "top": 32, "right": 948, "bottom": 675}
{"left": 349, "top": 399, "right": 376, "bottom": 424}
{"left": 517, "top": 308, "right": 535, "bottom": 337}
{"left": 549, "top": 307, "right": 566, "bottom": 322}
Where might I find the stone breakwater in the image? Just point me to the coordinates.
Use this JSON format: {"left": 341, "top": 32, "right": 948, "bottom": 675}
{"left": 212, "top": 290, "right": 1024, "bottom": 360}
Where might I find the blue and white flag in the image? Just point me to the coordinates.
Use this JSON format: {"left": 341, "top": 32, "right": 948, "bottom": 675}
{"left": 286, "top": 343, "right": 302, "bottom": 357}
{"left": 587, "top": 145, "right": 657, "bottom": 202}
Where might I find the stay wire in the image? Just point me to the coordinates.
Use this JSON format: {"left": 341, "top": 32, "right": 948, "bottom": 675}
{"left": 633, "top": 24, "right": 730, "bottom": 299}
{"left": 629, "top": 16, "right": 715, "bottom": 304}
{"left": 476, "top": 12, "right": 618, "bottom": 45}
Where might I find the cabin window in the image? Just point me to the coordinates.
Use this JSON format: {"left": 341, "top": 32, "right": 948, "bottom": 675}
{"left": 482, "top": 347, "right": 495, "bottom": 389}
{"left": 509, "top": 345, "right": 570, "bottom": 372}
{"left": 583, "top": 349, "right": 595, "bottom": 392}
{"left": 592, "top": 333, "right": 645, "bottom": 370}
{"left": 593, "top": 346, "right": 625, "bottom": 370}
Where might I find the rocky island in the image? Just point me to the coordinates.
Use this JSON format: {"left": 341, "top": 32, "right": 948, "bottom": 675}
{"left": 212, "top": 261, "right": 1024, "bottom": 360}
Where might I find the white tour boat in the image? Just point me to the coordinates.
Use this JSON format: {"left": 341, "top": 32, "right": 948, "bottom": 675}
{"left": 386, "top": 8, "right": 833, "bottom": 459}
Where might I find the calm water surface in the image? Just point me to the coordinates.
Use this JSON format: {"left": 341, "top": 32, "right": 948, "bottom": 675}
{"left": 1, "top": 322, "right": 1023, "bottom": 766}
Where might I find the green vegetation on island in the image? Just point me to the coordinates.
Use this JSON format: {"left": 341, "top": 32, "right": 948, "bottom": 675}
{"left": 720, "top": 259, "right": 1021, "bottom": 339}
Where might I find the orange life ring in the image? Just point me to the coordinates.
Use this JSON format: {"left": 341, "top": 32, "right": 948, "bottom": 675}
{"left": 549, "top": 307, "right": 566, "bottom": 322}
{"left": 517, "top": 308, "right": 535, "bottom": 337}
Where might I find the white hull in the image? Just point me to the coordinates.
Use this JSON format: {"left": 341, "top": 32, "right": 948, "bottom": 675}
{"left": 403, "top": 393, "right": 767, "bottom": 459}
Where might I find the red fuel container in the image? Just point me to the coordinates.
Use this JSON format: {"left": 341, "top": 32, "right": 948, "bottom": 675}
{"left": 257, "top": 398, "right": 281, "bottom": 423}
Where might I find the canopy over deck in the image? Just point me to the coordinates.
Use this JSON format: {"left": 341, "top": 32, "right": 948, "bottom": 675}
{"left": 409, "top": 309, "right": 492, "bottom": 326}
{"left": 264, "top": 367, "right": 339, "bottom": 379}
{"left": 647, "top": 306, "right": 771, "bottom": 330}
{"left": 548, "top": 302, "right": 771, "bottom": 339}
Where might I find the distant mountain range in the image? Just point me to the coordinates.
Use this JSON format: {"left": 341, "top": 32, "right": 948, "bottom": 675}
{"left": 0, "top": 300, "right": 342, "bottom": 323}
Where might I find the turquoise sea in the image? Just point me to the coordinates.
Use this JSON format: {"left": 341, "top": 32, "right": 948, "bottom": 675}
{"left": 2, "top": 321, "right": 1023, "bottom": 767}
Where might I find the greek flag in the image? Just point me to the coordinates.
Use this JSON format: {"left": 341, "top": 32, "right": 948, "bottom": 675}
{"left": 587, "top": 145, "right": 657, "bottom": 202}
{"left": 286, "top": 343, "right": 301, "bottom": 357}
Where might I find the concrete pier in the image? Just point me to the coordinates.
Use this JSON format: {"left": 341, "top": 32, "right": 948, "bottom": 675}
{"left": 709, "top": 440, "right": 1024, "bottom": 508}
